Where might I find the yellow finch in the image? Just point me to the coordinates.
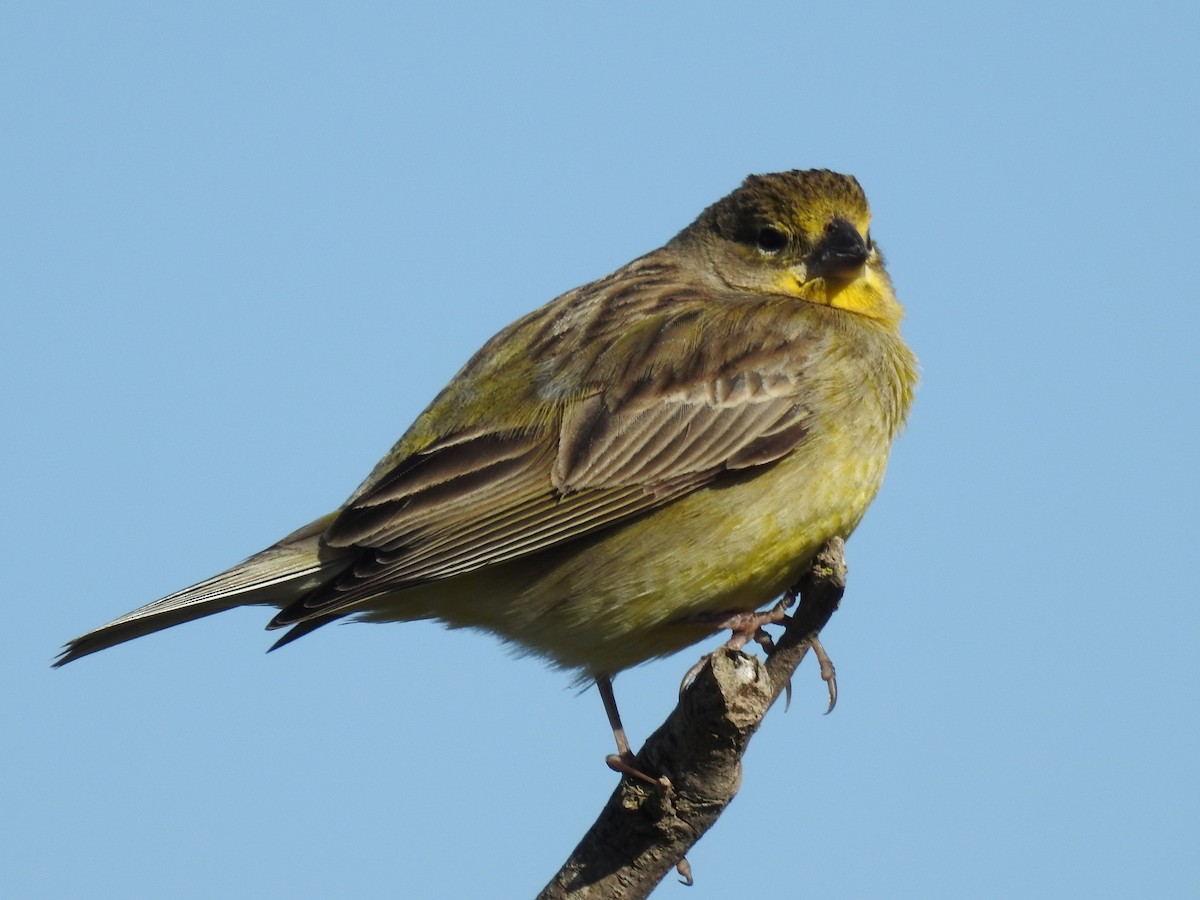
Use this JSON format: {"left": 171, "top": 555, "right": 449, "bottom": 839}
{"left": 57, "top": 170, "right": 916, "bottom": 764}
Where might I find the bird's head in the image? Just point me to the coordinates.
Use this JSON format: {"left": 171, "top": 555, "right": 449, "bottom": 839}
{"left": 675, "top": 169, "right": 903, "bottom": 326}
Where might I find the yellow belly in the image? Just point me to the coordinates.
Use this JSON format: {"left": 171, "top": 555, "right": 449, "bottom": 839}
{"left": 359, "top": 423, "right": 892, "bottom": 676}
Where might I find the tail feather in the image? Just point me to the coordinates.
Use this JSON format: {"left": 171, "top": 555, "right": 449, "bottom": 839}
{"left": 266, "top": 612, "right": 350, "bottom": 653}
{"left": 55, "top": 516, "right": 350, "bottom": 666}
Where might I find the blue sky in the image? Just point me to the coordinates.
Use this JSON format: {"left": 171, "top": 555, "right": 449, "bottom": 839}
{"left": 5, "top": 2, "right": 1198, "bottom": 897}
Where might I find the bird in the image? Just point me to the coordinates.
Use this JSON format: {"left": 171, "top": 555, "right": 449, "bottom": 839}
{"left": 56, "top": 169, "right": 917, "bottom": 774}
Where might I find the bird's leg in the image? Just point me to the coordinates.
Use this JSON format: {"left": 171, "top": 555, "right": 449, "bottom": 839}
{"left": 596, "top": 676, "right": 670, "bottom": 789}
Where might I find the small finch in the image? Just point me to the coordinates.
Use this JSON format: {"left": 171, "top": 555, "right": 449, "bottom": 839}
{"left": 57, "top": 169, "right": 917, "bottom": 770}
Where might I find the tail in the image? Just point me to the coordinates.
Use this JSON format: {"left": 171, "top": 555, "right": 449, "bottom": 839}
{"left": 54, "top": 514, "right": 351, "bottom": 667}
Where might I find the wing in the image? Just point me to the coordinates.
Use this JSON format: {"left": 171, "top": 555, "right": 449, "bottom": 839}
{"left": 271, "top": 267, "right": 822, "bottom": 628}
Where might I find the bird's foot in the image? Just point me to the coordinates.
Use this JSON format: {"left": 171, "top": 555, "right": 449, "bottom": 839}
{"left": 677, "top": 591, "right": 838, "bottom": 713}
{"left": 597, "top": 675, "right": 672, "bottom": 790}
{"left": 677, "top": 594, "right": 796, "bottom": 697}
{"left": 605, "top": 750, "right": 673, "bottom": 790}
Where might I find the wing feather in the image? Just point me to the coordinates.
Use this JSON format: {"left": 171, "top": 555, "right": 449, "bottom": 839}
{"left": 272, "top": 280, "right": 823, "bottom": 629}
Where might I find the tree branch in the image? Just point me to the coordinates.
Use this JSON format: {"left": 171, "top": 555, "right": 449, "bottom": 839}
{"left": 537, "top": 537, "right": 847, "bottom": 900}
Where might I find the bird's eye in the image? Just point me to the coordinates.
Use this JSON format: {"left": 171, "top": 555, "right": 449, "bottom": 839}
{"left": 755, "top": 225, "right": 788, "bottom": 253}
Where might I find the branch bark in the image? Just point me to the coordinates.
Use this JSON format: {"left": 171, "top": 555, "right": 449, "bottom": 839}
{"left": 537, "top": 537, "right": 847, "bottom": 900}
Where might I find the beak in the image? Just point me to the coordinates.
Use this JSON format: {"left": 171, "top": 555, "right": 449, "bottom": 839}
{"left": 811, "top": 218, "right": 869, "bottom": 281}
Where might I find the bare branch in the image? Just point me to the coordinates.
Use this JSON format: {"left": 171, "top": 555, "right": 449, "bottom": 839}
{"left": 538, "top": 538, "right": 847, "bottom": 899}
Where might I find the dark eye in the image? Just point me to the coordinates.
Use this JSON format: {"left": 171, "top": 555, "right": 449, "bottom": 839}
{"left": 755, "top": 225, "right": 788, "bottom": 253}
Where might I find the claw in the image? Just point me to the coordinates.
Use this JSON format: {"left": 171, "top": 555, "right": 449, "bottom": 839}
{"left": 679, "top": 653, "right": 712, "bottom": 699}
{"left": 754, "top": 628, "right": 776, "bottom": 654}
{"left": 807, "top": 635, "right": 838, "bottom": 714}
{"left": 676, "top": 857, "right": 694, "bottom": 886}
